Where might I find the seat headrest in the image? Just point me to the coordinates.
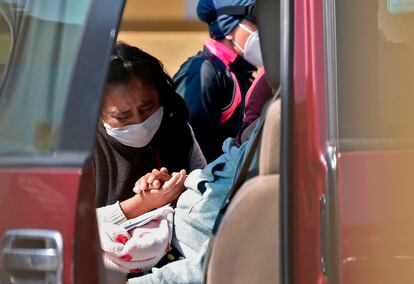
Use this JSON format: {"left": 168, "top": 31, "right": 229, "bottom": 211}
{"left": 259, "top": 95, "right": 281, "bottom": 175}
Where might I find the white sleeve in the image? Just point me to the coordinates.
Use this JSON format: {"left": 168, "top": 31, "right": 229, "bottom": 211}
{"left": 96, "top": 202, "right": 127, "bottom": 225}
{"left": 188, "top": 124, "right": 207, "bottom": 171}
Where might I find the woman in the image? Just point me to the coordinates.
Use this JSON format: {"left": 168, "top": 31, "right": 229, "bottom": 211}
{"left": 94, "top": 42, "right": 206, "bottom": 219}
{"left": 173, "top": 0, "right": 258, "bottom": 163}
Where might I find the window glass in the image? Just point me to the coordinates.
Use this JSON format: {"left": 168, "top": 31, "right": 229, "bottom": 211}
{"left": 336, "top": 0, "right": 414, "bottom": 149}
{"left": 0, "top": 14, "right": 12, "bottom": 78}
{"left": 0, "top": 0, "right": 90, "bottom": 155}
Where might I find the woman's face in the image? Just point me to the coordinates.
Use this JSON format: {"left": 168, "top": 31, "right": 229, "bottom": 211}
{"left": 101, "top": 78, "right": 161, "bottom": 128}
{"left": 227, "top": 19, "right": 258, "bottom": 57}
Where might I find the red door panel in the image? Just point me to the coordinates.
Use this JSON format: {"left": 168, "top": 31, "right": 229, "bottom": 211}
{"left": 339, "top": 151, "right": 414, "bottom": 283}
{"left": 0, "top": 168, "right": 82, "bottom": 283}
{"left": 292, "top": 0, "right": 328, "bottom": 282}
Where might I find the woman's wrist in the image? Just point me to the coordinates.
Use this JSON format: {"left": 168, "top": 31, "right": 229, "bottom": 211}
{"left": 120, "top": 193, "right": 153, "bottom": 219}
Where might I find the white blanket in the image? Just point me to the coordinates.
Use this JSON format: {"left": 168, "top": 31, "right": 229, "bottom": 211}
{"left": 99, "top": 206, "right": 174, "bottom": 273}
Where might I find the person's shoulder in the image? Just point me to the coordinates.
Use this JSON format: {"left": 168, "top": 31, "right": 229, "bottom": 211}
{"left": 176, "top": 50, "right": 225, "bottom": 77}
{"left": 175, "top": 51, "right": 207, "bottom": 72}
{"left": 198, "top": 50, "right": 230, "bottom": 85}
{"left": 174, "top": 60, "right": 223, "bottom": 95}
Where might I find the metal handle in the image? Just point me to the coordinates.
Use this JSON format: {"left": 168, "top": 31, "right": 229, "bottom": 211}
{"left": 1, "top": 229, "right": 63, "bottom": 284}
{"left": 3, "top": 248, "right": 58, "bottom": 271}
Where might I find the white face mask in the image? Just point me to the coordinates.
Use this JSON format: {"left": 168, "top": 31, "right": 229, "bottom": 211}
{"left": 233, "top": 23, "right": 263, "bottom": 67}
{"left": 103, "top": 106, "right": 164, "bottom": 148}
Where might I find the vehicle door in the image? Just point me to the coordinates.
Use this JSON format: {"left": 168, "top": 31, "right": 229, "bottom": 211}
{"left": 289, "top": 0, "right": 414, "bottom": 283}
{"left": 0, "top": 0, "right": 124, "bottom": 283}
{"left": 325, "top": 0, "right": 414, "bottom": 283}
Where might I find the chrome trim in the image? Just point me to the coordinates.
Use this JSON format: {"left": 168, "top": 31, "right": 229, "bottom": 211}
{"left": 322, "top": 145, "right": 339, "bottom": 283}
{"left": 280, "top": 0, "right": 294, "bottom": 283}
{"left": 322, "top": 0, "right": 340, "bottom": 283}
{"left": 324, "top": 0, "right": 339, "bottom": 143}
{"left": 3, "top": 248, "right": 58, "bottom": 271}
{"left": 1, "top": 229, "right": 63, "bottom": 284}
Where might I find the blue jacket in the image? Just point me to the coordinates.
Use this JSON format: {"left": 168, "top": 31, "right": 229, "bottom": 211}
{"left": 173, "top": 47, "right": 255, "bottom": 163}
{"left": 132, "top": 118, "right": 262, "bottom": 284}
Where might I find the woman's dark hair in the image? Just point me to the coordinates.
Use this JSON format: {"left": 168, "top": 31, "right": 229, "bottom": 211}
{"left": 106, "top": 42, "right": 187, "bottom": 119}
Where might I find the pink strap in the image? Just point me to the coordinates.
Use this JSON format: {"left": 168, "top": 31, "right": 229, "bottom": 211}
{"left": 204, "top": 38, "right": 238, "bottom": 68}
{"left": 204, "top": 38, "right": 242, "bottom": 124}
{"left": 220, "top": 72, "right": 242, "bottom": 124}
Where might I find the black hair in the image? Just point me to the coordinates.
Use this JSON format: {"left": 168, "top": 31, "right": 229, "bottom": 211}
{"left": 105, "top": 42, "right": 188, "bottom": 120}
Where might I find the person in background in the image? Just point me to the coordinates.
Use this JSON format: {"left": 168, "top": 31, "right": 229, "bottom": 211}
{"left": 173, "top": 0, "right": 263, "bottom": 163}
{"left": 235, "top": 67, "right": 274, "bottom": 145}
{"left": 94, "top": 42, "right": 206, "bottom": 221}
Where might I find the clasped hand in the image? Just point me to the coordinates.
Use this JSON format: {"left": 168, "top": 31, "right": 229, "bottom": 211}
{"left": 133, "top": 167, "right": 186, "bottom": 208}
{"left": 120, "top": 168, "right": 186, "bottom": 219}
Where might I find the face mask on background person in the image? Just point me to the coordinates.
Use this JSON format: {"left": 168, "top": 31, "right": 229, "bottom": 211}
{"left": 232, "top": 23, "right": 264, "bottom": 67}
{"left": 103, "top": 106, "right": 164, "bottom": 147}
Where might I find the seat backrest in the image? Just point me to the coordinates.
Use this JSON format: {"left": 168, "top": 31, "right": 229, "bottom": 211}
{"left": 259, "top": 92, "right": 281, "bottom": 175}
{"left": 206, "top": 98, "right": 281, "bottom": 284}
